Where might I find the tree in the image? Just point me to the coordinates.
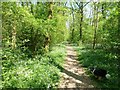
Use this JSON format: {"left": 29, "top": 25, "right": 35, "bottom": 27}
{"left": 70, "top": 3, "right": 75, "bottom": 41}
{"left": 93, "top": 2, "right": 98, "bottom": 49}
{"left": 74, "top": 1, "right": 83, "bottom": 42}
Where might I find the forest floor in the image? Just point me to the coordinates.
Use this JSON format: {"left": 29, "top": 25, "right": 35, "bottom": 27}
{"left": 58, "top": 45, "right": 95, "bottom": 88}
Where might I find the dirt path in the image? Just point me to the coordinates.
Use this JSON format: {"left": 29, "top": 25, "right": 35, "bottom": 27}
{"left": 58, "top": 45, "right": 95, "bottom": 88}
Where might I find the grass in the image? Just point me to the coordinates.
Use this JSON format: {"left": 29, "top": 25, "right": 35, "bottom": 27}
{"left": 2, "top": 44, "right": 66, "bottom": 88}
{"left": 73, "top": 44, "right": 119, "bottom": 88}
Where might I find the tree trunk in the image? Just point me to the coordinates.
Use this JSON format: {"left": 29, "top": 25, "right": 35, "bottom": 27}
{"left": 102, "top": 2, "right": 106, "bottom": 31}
{"left": 71, "top": 28, "right": 74, "bottom": 41}
{"left": 79, "top": 2, "right": 83, "bottom": 42}
{"left": 93, "top": 2, "right": 98, "bottom": 49}
{"left": 30, "top": 3, "right": 34, "bottom": 14}
{"left": 71, "top": 3, "right": 75, "bottom": 41}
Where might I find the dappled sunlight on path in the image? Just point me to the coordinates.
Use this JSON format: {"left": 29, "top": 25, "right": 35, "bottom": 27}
{"left": 58, "top": 45, "right": 94, "bottom": 88}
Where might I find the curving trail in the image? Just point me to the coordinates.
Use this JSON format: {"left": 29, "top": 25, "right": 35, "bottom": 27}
{"left": 58, "top": 45, "right": 95, "bottom": 88}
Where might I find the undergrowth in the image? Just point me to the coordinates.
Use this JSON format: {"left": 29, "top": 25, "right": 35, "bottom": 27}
{"left": 1, "top": 44, "right": 66, "bottom": 88}
{"left": 73, "top": 44, "right": 119, "bottom": 88}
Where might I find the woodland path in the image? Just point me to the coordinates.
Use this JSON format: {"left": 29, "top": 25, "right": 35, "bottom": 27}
{"left": 58, "top": 45, "right": 95, "bottom": 88}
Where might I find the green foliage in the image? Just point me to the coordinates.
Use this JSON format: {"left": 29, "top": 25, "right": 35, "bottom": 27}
{"left": 70, "top": 3, "right": 119, "bottom": 88}
{"left": 2, "top": 2, "right": 69, "bottom": 56}
{"left": 34, "top": 2, "right": 49, "bottom": 19}
{"left": 2, "top": 2, "right": 68, "bottom": 88}
{"left": 2, "top": 44, "right": 66, "bottom": 88}
{"left": 74, "top": 46, "right": 118, "bottom": 88}
{"left": 47, "top": 44, "right": 66, "bottom": 66}
{"left": 2, "top": 1, "right": 119, "bottom": 89}
{"left": 69, "top": 2, "right": 119, "bottom": 53}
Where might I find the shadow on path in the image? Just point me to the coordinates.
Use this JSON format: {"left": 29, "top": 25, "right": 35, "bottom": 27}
{"left": 56, "top": 45, "right": 95, "bottom": 88}
{"left": 57, "top": 63, "right": 93, "bottom": 86}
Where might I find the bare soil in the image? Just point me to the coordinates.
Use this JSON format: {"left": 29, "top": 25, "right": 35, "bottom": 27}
{"left": 58, "top": 45, "right": 95, "bottom": 88}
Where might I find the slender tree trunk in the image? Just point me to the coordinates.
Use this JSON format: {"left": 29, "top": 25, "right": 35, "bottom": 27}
{"left": 71, "top": 28, "right": 74, "bottom": 41}
{"left": 93, "top": 2, "right": 98, "bottom": 49}
{"left": 30, "top": 3, "right": 34, "bottom": 14}
{"left": 101, "top": 2, "right": 106, "bottom": 48}
{"left": 102, "top": 2, "right": 106, "bottom": 31}
{"left": 79, "top": 2, "right": 83, "bottom": 42}
{"left": 74, "top": 1, "right": 84, "bottom": 44}
{"left": 71, "top": 3, "right": 75, "bottom": 41}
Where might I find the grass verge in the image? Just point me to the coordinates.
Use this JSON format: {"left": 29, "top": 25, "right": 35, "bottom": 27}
{"left": 73, "top": 44, "right": 118, "bottom": 88}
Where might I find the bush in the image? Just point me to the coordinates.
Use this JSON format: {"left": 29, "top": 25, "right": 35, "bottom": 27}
{"left": 2, "top": 44, "right": 66, "bottom": 88}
